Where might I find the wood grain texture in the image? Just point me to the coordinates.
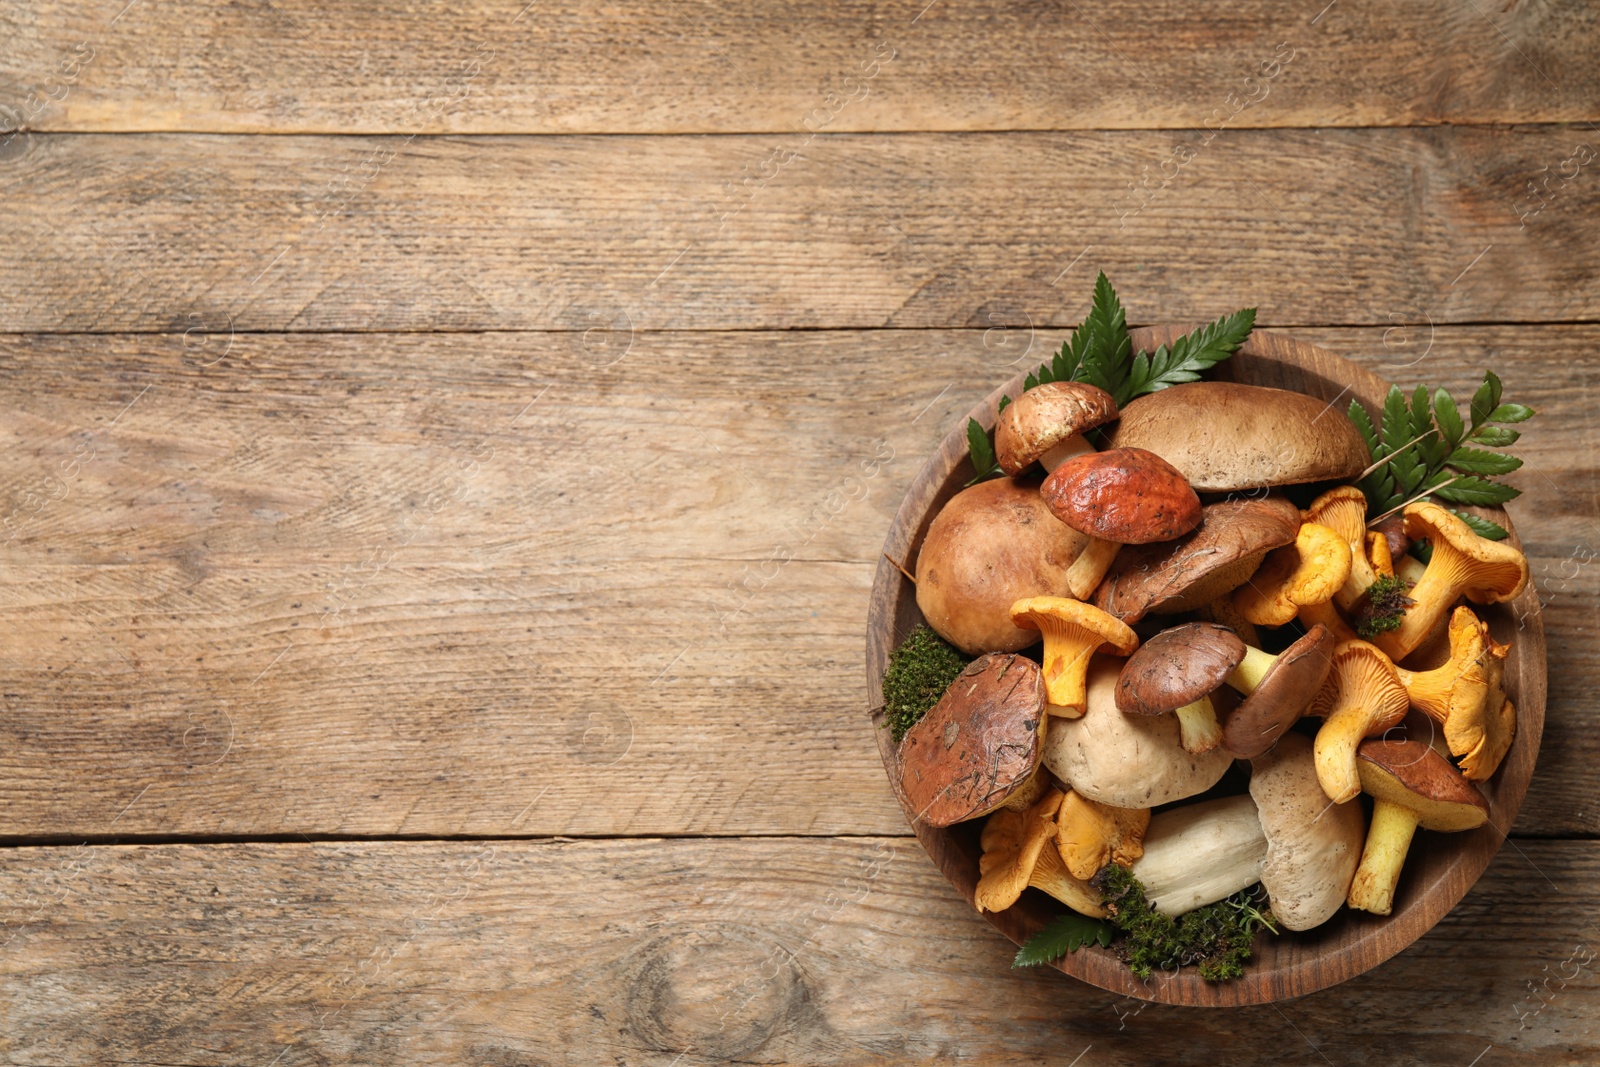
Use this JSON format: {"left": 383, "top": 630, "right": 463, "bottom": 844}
{"left": 2, "top": 127, "right": 1599, "bottom": 332}
{"left": 3, "top": 836, "right": 1599, "bottom": 1063}
{"left": 867, "top": 327, "right": 1545, "bottom": 1004}
{"left": 3, "top": 1, "right": 1598, "bottom": 134}
{"left": 0, "top": 326, "right": 1593, "bottom": 841}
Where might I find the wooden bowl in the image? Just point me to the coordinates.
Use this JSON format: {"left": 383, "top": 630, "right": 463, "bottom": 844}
{"left": 866, "top": 326, "right": 1546, "bottom": 1006}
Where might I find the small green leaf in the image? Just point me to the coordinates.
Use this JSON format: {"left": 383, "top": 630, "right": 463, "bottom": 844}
{"left": 1486, "top": 369, "right": 1504, "bottom": 412}
{"left": 1488, "top": 403, "right": 1535, "bottom": 424}
{"left": 1451, "top": 510, "right": 1510, "bottom": 540}
{"left": 1410, "top": 384, "right": 1433, "bottom": 440}
{"left": 1434, "top": 476, "right": 1520, "bottom": 506}
{"left": 1380, "top": 387, "right": 1411, "bottom": 458}
{"left": 1445, "top": 446, "right": 1523, "bottom": 476}
{"left": 965, "top": 417, "right": 1002, "bottom": 486}
{"left": 1348, "top": 400, "right": 1381, "bottom": 458}
{"left": 1119, "top": 306, "right": 1256, "bottom": 404}
{"left": 1024, "top": 371, "right": 1039, "bottom": 392}
{"left": 1469, "top": 372, "right": 1498, "bottom": 430}
{"left": 1013, "top": 912, "right": 1117, "bottom": 968}
{"left": 997, "top": 394, "right": 1012, "bottom": 414}
{"left": 1433, "top": 388, "right": 1465, "bottom": 448}
{"left": 1469, "top": 425, "right": 1520, "bottom": 447}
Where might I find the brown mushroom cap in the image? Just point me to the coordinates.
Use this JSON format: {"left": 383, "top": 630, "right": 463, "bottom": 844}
{"left": 914, "top": 476, "right": 1089, "bottom": 655}
{"left": 995, "top": 381, "right": 1120, "bottom": 475}
{"left": 1116, "top": 622, "right": 1246, "bottom": 715}
{"left": 1356, "top": 738, "right": 1491, "bottom": 831}
{"left": 1092, "top": 494, "right": 1302, "bottom": 623}
{"left": 899, "top": 653, "right": 1047, "bottom": 828}
{"left": 1040, "top": 447, "right": 1202, "bottom": 545}
{"left": 1222, "top": 624, "right": 1337, "bottom": 759}
{"left": 1105, "top": 381, "right": 1370, "bottom": 491}
{"left": 1249, "top": 733, "right": 1366, "bottom": 931}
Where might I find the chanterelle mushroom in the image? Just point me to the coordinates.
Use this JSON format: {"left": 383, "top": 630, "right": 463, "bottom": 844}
{"left": 1044, "top": 657, "right": 1232, "bottom": 808}
{"left": 975, "top": 787, "right": 1108, "bottom": 917}
{"left": 1105, "top": 381, "right": 1369, "bottom": 492}
{"left": 1249, "top": 733, "right": 1365, "bottom": 931}
{"left": 994, "top": 381, "right": 1120, "bottom": 475}
{"left": 1232, "top": 522, "right": 1352, "bottom": 628}
{"left": 1130, "top": 794, "right": 1268, "bottom": 917}
{"left": 898, "top": 653, "right": 1046, "bottom": 827}
{"left": 914, "top": 475, "right": 1089, "bottom": 655}
{"left": 1220, "top": 624, "right": 1337, "bottom": 759}
{"left": 1395, "top": 606, "right": 1515, "bottom": 781}
{"left": 1009, "top": 596, "right": 1139, "bottom": 717}
{"left": 1056, "top": 789, "right": 1150, "bottom": 880}
{"left": 1372, "top": 502, "right": 1529, "bottom": 661}
{"left": 1116, "top": 622, "right": 1245, "bottom": 754}
{"left": 1310, "top": 641, "right": 1411, "bottom": 804}
{"left": 1346, "top": 738, "right": 1490, "bottom": 915}
{"left": 1093, "top": 495, "right": 1302, "bottom": 624}
{"left": 1304, "top": 486, "right": 1386, "bottom": 612}
{"left": 1040, "top": 447, "right": 1203, "bottom": 599}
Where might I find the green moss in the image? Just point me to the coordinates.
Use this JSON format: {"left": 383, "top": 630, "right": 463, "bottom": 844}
{"left": 882, "top": 624, "right": 969, "bottom": 743}
{"left": 1356, "top": 575, "right": 1416, "bottom": 639}
{"left": 1092, "top": 864, "right": 1278, "bottom": 981}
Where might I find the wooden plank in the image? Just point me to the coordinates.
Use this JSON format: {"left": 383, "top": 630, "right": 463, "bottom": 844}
{"left": 2, "top": 127, "right": 1599, "bottom": 332}
{"left": 0, "top": 327, "right": 1593, "bottom": 840}
{"left": 3, "top": 1, "right": 1599, "bottom": 134}
{"left": 2, "top": 836, "right": 1597, "bottom": 1063}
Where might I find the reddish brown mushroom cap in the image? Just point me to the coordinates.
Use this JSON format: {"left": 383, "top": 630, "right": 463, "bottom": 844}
{"left": 1117, "top": 623, "right": 1246, "bottom": 715}
{"left": 994, "top": 381, "right": 1120, "bottom": 475}
{"left": 1041, "top": 447, "right": 1202, "bottom": 545}
{"left": 1222, "top": 624, "right": 1338, "bottom": 759}
{"left": 898, "top": 653, "right": 1047, "bottom": 827}
{"left": 1356, "top": 739, "right": 1491, "bottom": 831}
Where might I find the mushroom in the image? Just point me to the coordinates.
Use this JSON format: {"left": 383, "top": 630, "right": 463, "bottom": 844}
{"left": 1249, "top": 733, "right": 1365, "bottom": 931}
{"left": 975, "top": 787, "right": 1108, "bottom": 917}
{"left": 1093, "top": 494, "right": 1302, "bottom": 623}
{"left": 1056, "top": 790, "right": 1150, "bottom": 879}
{"left": 994, "top": 380, "right": 1120, "bottom": 475}
{"left": 1232, "top": 522, "right": 1352, "bottom": 627}
{"left": 1129, "top": 794, "right": 1269, "bottom": 916}
{"left": 1043, "top": 657, "right": 1233, "bottom": 808}
{"left": 914, "top": 475, "right": 1089, "bottom": 654}
{"left": 1309, "top": 640, "right": 1411, "bottom": 804}
{"left": 1394, "top": 606, "right": 1516, "bottom": 781}
{"left": 898, "top": 653, "right": 1047, "bottom": 827}
{"left": 1296, "top": 596, "right": 1359, "bottom": 645}
{"left": 1039, "top": 447, "right": 1203, "bottom": 599}
{"left": 1304, "top": 486, "right": 1386, "bottom": 612}
{"left": 1115, "top": 622, "right": 1245, "bottom": 754}
{"left": 1105, "top": 381, "right": 1370, "bottom": 492}
{"left": 1009, "top": 596, "right": 1139, "bottom": 717}
{"left": 1461, "top": 635, "right": 1515, "bottom": 782}
{"left": 1372, "top": 502, "right": 1529, "bottom": 661}
{"left": 1220, "top": 624, "right": 1337, "bottom": 759}
{"left": 1345, "top": 738, "right": 1490, "bottom": 915}
{"left": 1195, "top": 596, "right": 1262, "bottom": 648}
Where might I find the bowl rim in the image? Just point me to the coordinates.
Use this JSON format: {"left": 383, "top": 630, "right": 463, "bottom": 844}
{"left": 865, "top": 325, "right": 1547, "bottom": 1007}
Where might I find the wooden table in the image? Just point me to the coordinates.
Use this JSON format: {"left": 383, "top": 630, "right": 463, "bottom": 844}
{"left": 2, "top": 2, "right": 1597, "bottom": 1062}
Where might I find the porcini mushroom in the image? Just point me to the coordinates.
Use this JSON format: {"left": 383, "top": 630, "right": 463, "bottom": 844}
{"left": 1009, "top": 596, "right": 1139, "bottom": 717}
{"left": 1044, "top": 658, "right": 1232, "bottom": 808}
{"left": 898, "top": 653, "right": 1047, "bottom": 827}
{"left": 1195, "top": 596, "right": 1262, "bottom": 648}
{"left": 1372, "top": 502, "right": 1529, "bottom": 661}
{"left": 1249, "top": 733, "right": 1365, "bottom": 931}
{"left": 1129, "top": 794, "right": 1268, "bottom": 916}
{"left": 1093, "top": 494, "right": 1302, "bottom": 623}
{"left": 1056, "top": 790, "right": 1150, "bottom": 880}
{"left": 994, "top": 380, "right": 1119, "bottom": 474}
{"left": 914, "top": 475, "right": 1089, "bottom": 654}
{"left": 1105, "top": 381, "right": 1370, "bottom": 492}
{"left": 1115, "top": 622, "right": 1246, "bottom": 753}
{"left": 1346, "top": 738, "right": 1490, "bottom": 915}
{"left": 1310, "top": 640, "right": 1411, "bottom": 804}
{"left": 1304, "top": 486, "right": 1385, "bottom": 612}
{"left": 1040, "top": 447, "right": 1203, "bottom": 599}
{"left": 975, "top": 788, "right": 1108, "bottom": 917}
{"left": 1232, "top": 522, "right": 1352, "bottom": 627}
{"left": 1220, "top": 624, "right": 1337, "bottom": 759}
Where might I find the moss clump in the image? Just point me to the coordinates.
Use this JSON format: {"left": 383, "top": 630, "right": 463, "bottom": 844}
{"left": 1092, "top": 864, "right": 1279, "bottom": 981}
{"left": 882, "top": 624, "right": 969, "bottom": 742}
{"left": 1356, "top": 575, "right": 1415, "bottom": 639}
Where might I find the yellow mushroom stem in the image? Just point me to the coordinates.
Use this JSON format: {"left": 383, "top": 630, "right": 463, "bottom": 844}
{"left": 1031, "top": 839, "right": 1110, "bottom": 917}
{"left": 1312, "top": 646, "right": 1409, "bottom": 804}
{"left": 1173, "top": 694, "right": 1225, "bottom": 754}
{"left": 1345, "top": 799, "right": 1418, "bottom": 915}
{"left": 1039, "top": 433, "right": 1096, "bottom": 472}
{"left": 1064, "top": 537, "right": 1122, "bottom": 601}
{"left": 1298, "top": 597, "right": 1359, "bottom": 645}
{"left": 1226, "top": 644, "right": 1278, "bottom": 694}
{"left": 1035, "top": 619, "right": 1103, "bottom": 716}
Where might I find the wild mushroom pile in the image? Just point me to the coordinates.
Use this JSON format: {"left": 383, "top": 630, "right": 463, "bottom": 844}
{"left": 885, "top": 274, "right": 1535, "bottom": 981}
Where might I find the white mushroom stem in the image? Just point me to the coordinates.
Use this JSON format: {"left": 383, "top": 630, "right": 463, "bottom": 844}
{"left": 1130, "top": 794, "right": 1268, "bottom": 917}
{"left": 1065, "top": 537, "right": 1122, "bottom": 600}
{"left": 1173, "top": 695, "right": 1224, "bottom": 754}
{"left": 1039, "top": 433, "right": 1096, "bottom": 472}
{"left": 1225, "top": 645, "right": 1277, "bottom": 695}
